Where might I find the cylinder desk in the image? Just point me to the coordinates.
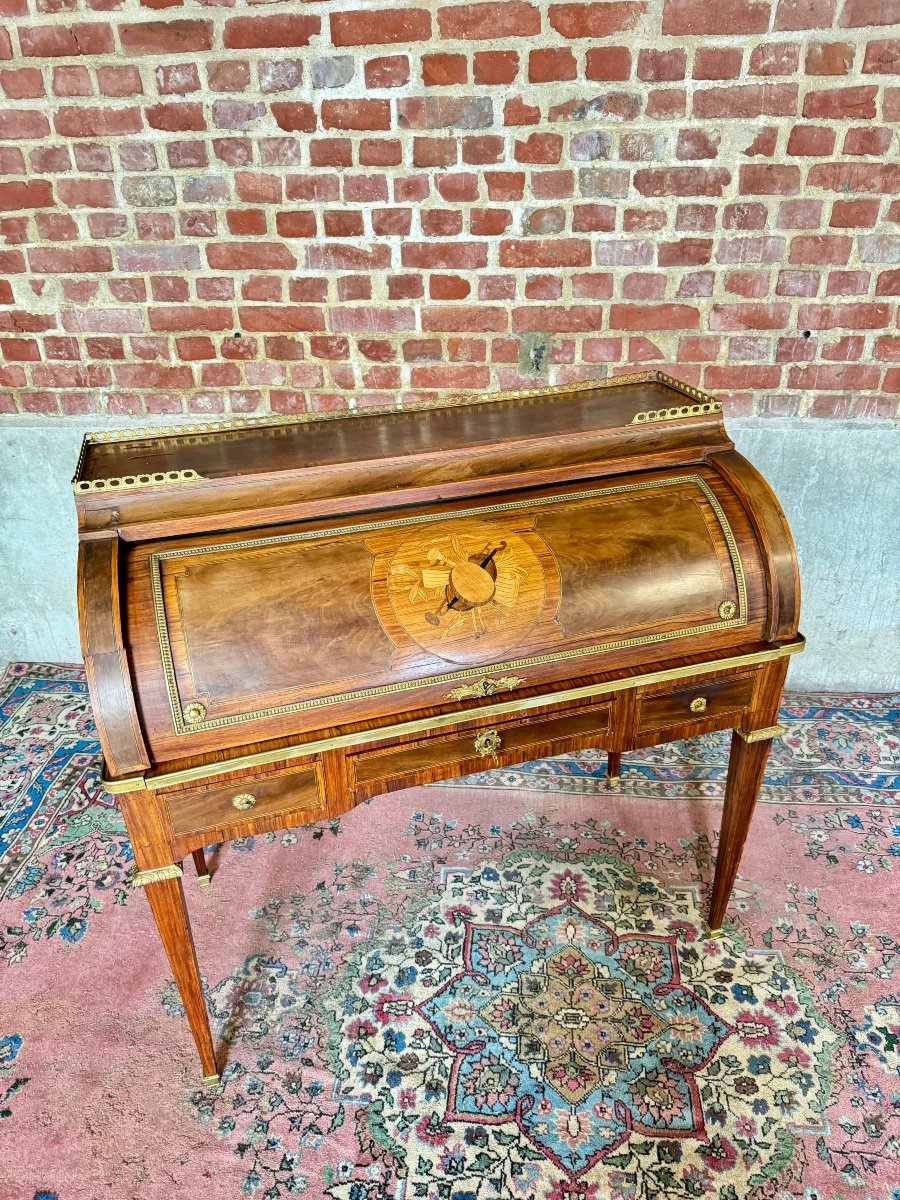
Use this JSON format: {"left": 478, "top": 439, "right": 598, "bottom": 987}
{"left": 73, "top": 371, "right": 803, "bottom": 1082}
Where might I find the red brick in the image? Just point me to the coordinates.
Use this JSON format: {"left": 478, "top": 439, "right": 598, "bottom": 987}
{"left": 694, "top": 84, "right": 798, "bottom": 118}
{"left": 789, "top": 365, "right": 879, "bottom": 390}
{"left": 827, "top": 272, "right": 869, "bottom": 296}
{"left": 28, "top": 246, "right": 112, "bottom": 273}
{"left": 808, "top": 163, "right": 900, "bottom": 191}
{"left": 693, "top": 48, "right": 742, "bottom": 78}
{"left": 634, "top": 167, "right": 730, "bottom": 196}
{"left": 512, "top": 305, "right": 602, "bottom": 332}
{"left": 458, "top": 136, "right": 501, "bottom": 165}
{"left": 322, "top": 100, "right": 391, "bottom": 131}
{"left": 638, "top": 48, "right": 686, "bottom": 81}
{"left": 19, "top": 22, "right": 115, "bottom": 56}
{"left": 401, "top": 242, "right": 488, "bottom": 270}
{"left": 799, "top": 302, "right": 891, "bottom": 328}
{"left": 224, "top": 15, "right": 319, "bottom": 49}
{"left": 53, "top": 66, "right": 93, "bottom": 98}
{"left": 754, "top": 46, "right": 802, "bottom": 78}
{"left": 840, "top": 0, "right": 900, "bottom": 24}
{"left": 676, "top": 129, "right": 719, "bottom": 160}
{"left": 776, "top": 269, "right": 820, "bottom": 296}
{"left": 610, "top": 303, "right": 699, "bottom": 329}
{"left": 739, "top": 164, "right": 801, "bottom": 195}
{"left": 645, "top": 89, "right": 687, "bottom": 118}
{"left": 207, "top": 61, "right": 251, "bottom": 93}
{"left": 271, "top": 103, "right": 316, "bottom": 133}
{"left": 658, "top": 238, "right": 713, "bottom": 266}
{"left": 790, "top": 235, "right": 852, "bottom": 264}
{"left": 0, "top": 180, "right": 53, "bottom": 209}
{"left": 875, "top": 337, "right": 900, "bottom": 360}
{"left": 423, "top": 306, "right": 509, "bottom": 332}
{"left": 331, "top": 8, "right": 430, "bottom": 44}
{"left": 830, "top": 199, "right": 879, "bottom": 227}
{"left": 285, "top": 175, "right": 338, "bottom": 202}
{"left": 863, "top": 39, "right": 900, "bottom": 73}
{"left": 663, "top": 0, "right": 770, "bottom": 33}
{"left": 54, "top": 106, "right": 141, "bottom": 137}
{"left": 1, "top": 68, "right": 44, "bottom": 99}
{"left": 499, "top": 239, "right": 592, "bottom": 268}
{"left": 35, "top": 213, "right": 77, "bottom": 241}
{"left": 485, "top": 171, "right": 526, "bottom": 201}
{"left": 514, "top": 133, "right": 562, "bottom": 164}
{"left": 1, "top": 109, "right": 51, "bottom": 139}
{"left": 307, "top": 244, "right": 391, "bottom": 271}
{"left": 843, "top": 127, "right": 892, "bottom": 155}
{"left": 411, "top": 365, "right": 489, "bottom": 388}
{"left": 274, "top": 212, "right": 316, "bottom": 239}
{"left": 146, "top": 102, "right": 204, "bottom": 132}
{"left": 148, "top": 307, "right": 232, "bottom": 332}
{"left": 56, "top": 179, "right": 115, "bottom": 209}
{"left": 238, "top": 306, "right": 325, "bottom": 333}
{"left": 504, "top": 98, "right": 540, "bottom": 126}
{"left": 96, "top": 66, "right": 142, "bottom": 96}
{"left": 119, "top": 20, "right": 212, "bottom": 54}
{"left": 711, "top": 302, "right": 791, "bottom": 329}
{"left": 473, "top": 51, "right": 519, "bottom": 84}
{"left": 803, "top": 86, "right": 877, "bottom": 118}
{"left": 805, "top": 41, "right": 853, "bottom": 73}
{"left": 549, "top": 2, "right": 645, "bottom": 37}
{"left": 787, "top": 125, "right": 835, "bottom": 155}
{"left": 530, "top": 48, "right": 577, "bottom": 82}
{"left": 423, "top": 53, "right": 467, "bottom": 85}
{"left": 413, "top": 137, "right": 457, "bottom": 167}
{"left": 585, "top": 47, "right": 632, "bottom": 79}
{"left": 366, "top": 56, "right": 411, "bottom": 88}
{"left": 706, "top": 366, "right": 783, "bottom": 389}
{"left": 330, "top": 308, "right": 415, "bottom": 333}
{"left": 440, "top": 1, "right": 541, "bottom": 38}
{"left": 774, "top": 0, "right": 835, "bottom": 28}
{"left": 323, "top": 211, "right": 363, "bottom": 238}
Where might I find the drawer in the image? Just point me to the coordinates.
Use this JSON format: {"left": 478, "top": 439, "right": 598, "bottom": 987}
{"left": 165, "top": 761, "right": 326, "bottom": 843}
{"left": 636, "top": 671, "right": 758, "bottom": 734}
{"left": 351, "top": 702, "right": 611, "bottom": 795}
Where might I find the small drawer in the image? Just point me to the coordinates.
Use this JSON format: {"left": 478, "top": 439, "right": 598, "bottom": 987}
{"left": 351, "top": 702, "right": 611, "bottom": 795}
{"left": 165, "top": 762, "right": 326, "bottom": 842}
{"left": 637, "top": 671, "right": 757, "bottom": 734}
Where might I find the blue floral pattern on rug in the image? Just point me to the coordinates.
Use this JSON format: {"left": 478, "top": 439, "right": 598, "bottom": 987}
{"left": 323, "top": 850, "right": 839, "bottom": 1199}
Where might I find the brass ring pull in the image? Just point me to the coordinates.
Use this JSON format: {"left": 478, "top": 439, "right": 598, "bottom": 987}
{"left": 690, "top": 696, "right": 708, "bottom": 713}
{"left": 474, "top": 729, "right": 502, "bottom": 764}
{"left": 232, "top": 792, "right": 257, "bottom": 811}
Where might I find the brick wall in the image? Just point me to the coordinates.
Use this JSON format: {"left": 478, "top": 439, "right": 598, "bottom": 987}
{"left": 1, "top": 0, "right": 899, "bottom": 422}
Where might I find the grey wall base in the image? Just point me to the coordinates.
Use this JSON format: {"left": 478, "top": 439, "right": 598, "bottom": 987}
{"left": 1, "top": 418, "right": 897, "bottom": 691}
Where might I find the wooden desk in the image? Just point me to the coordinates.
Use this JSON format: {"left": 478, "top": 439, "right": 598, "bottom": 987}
{"left": 74, "top": 371, "right": 803, "bottom": 1082}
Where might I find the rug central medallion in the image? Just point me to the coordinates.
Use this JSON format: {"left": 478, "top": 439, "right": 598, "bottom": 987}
{"left": 325, "top": 850, "right": 838, "bottom": 1199}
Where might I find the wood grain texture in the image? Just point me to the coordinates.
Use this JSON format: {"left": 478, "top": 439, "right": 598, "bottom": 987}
{"left": 74, "top": 375, "right": 802, "bottom": 1076}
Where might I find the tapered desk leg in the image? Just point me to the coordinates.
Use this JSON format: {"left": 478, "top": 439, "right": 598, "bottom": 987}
{"left": 707, "top": 731, "right": 773, "bottom": 933}
{"left": 607, "top": 751, "right": 622, "bottom": 788}
{"left": 191, "top": 847, "right": 211, "bottom": 887}
{"left": 142, "top": 869, "right": 219, "bottom": 1082}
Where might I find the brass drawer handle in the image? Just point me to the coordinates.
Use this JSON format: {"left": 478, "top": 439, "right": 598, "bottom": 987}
{"left": 690, "top": 696, "right": 708, "bottom": 713}
{"left": 232, "top": 792, "right": 257, "bottom": 811}
{"left": 474, "top": 729, "right": 502, "bottom": 764}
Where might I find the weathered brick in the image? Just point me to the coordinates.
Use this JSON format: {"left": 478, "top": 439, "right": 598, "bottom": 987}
{"left": 440, "top": 2, "right": 542, "bottom": 38}
{"left": 322, "top": 100, "right": 391, "bottom": 131}
{"left": 332, "top": 8, "right": 431, "bottom": 45}
{"left": 662, "top": 0, "right": 770, "bottom": 33}
{"left": 802, "top": 85, "right": 877, "bottom": 118}
{"left": 119, "top": 20, "right": 212, "bottom": 54}
{"left": 224, "top": 16, "right": 320, "bottom": 50}
{"left": 634, "top": 167, "right": 731, "bottom": 196}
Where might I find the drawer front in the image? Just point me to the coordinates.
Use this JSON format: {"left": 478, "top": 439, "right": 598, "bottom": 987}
{"left": 351, "top": 702, "right": 611, "bottom": 794}
{"left": 637, "top": 672, "right": 757, "bottom": 734}
{"left": 166, "top": 762, "right": 326, "bottom": 842}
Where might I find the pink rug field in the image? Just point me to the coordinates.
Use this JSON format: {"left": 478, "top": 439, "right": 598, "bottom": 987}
{"left": 1, "top": 662, "right": 898, "bottom": 1200}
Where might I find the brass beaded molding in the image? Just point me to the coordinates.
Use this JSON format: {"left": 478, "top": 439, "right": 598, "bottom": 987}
{"left": 73, "top": 372, "right": 723, "bottom": 495}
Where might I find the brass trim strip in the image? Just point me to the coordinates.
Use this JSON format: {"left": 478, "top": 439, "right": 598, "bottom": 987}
{"left": 632, "top": 403, "right": 722, "bottom": 424}
{"left": 446, "top": 675, "right": 527, "bottom": 701}
{"left": 151, "top": 474, "right": 747, "bottom": 735}
{"left": 735, "top": 724, "right": 787, "bottom": 743}
{"left": 132, "top": 864, "right": 184, "bottom": 887}
{"left": 101, "top": 637, "right": 806, "bottom": 794}
{"left": 79, "top": 370, "right": 720, "bottom": 450}
{"left": 74, "top": 469, "right": 205, "bottom": 494}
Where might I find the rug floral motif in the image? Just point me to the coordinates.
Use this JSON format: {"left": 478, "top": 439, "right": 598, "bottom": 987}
{"left": 1, "top": 663, "right": 899, "bottom": 1200}
{"left": 322, "top": 849, "right": 838, "bottom": 1199}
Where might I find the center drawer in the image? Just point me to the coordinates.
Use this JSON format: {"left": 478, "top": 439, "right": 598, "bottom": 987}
{"left": 349, "top": 702, "right": 612, "bottom": 799}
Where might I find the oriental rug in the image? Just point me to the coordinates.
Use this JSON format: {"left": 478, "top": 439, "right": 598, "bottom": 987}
{"left": 1, "top": 661, "right": 898, "bottom": 1200}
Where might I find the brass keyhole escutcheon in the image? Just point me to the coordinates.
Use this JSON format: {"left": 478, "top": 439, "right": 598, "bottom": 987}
{"left": 690, "top": 696, "right": 708, "bottom": 714}
{"left": 474, "top": 728, "right": 502, "bottom": 764}
{"left": 232, "top": 792, "right": 257, "bottom": 811}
